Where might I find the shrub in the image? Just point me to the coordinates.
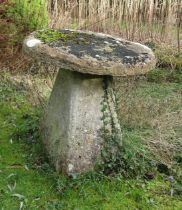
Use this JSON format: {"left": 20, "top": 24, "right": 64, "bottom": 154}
{"left": 8, "top": 0, "right": 48, "bottom": 30}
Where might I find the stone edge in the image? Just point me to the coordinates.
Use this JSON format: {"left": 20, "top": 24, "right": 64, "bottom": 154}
{"left": 22, "top": 30, "right": 156, "bottom": 76}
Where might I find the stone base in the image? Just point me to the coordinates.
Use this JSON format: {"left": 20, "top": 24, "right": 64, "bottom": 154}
{"left": 42, "top": 69, "right": 104, "bottom": 174}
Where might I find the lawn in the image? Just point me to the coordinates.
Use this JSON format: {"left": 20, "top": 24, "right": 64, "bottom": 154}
{"left": 0, "top": 73, "right": 182, "bottom": 210}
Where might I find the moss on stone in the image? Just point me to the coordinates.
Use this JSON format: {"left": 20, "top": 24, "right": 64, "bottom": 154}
{"left": 35, "top": 29, "right": 93, "bottom": 46}
{"left": 35, "top": 29, "right": 78, "bottom": 43}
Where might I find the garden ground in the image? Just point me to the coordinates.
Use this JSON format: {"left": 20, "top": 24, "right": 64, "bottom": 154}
{"left": 0, "top": 73, "right": 182, "bottom": 210}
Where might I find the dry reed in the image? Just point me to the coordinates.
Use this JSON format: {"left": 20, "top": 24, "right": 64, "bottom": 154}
{"left": 47, "top": 0, "right": 181, "bottom": 48}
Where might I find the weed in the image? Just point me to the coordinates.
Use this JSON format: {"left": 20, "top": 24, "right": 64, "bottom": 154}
{"left": 46, "top": 200, "right": 64, "bottom": 210}
{"left": 13, "top": 112, "right": 40, "bottom": 144}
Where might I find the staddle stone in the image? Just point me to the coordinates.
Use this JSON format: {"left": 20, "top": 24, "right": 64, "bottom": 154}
{"left": 23, "top": 29, "right": 156, "bottom": 174}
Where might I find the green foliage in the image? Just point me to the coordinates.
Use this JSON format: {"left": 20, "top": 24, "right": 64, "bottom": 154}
{"left": 146, "top": 68, "right": 182, "bottom": 83}
{"left": 7, "top": 0, "right": 48, "bottom": 30}
{"left": 100, "top": 125, "right": 155, "bottom": 178}
{"left": 119, "top": 130, "right": 156, "bottom": 177}
{"left": 13, "top": 112, "right": 40, "bottom": 144}
{"left": 146, "top": 42, "right": 182, "bottom": 72}
{"left": 155, "top": 48, "right": 182, "bottom": 71}
{"left": 144, "top": 42, "right": 182, "bottom": 83}
{"left": 100, "top": 82, "right": 123, "bottom": 175}
{"left": 0, "top": 0, "right": 48, "bottom": 68}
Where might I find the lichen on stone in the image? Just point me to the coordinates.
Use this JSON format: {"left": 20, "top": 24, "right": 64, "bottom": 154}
{"left": 24, "top": 29, "right": 156, "bottom": 76}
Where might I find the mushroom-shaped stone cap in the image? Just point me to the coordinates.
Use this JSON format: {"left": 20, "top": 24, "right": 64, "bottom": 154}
{"left": 23, "top": 29, "right": 156, "bottom": 76}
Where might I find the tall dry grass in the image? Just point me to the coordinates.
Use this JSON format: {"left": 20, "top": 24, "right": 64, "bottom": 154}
{"left": 114, "top": 77, "right": 182, "bottom": 169}
{"left": 47, "top": 0, "right": 181, "bottom": 49}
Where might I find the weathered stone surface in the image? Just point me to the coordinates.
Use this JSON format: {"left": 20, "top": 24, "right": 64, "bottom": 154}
{"left": 23, "top": 29, "right": 156, "bottom": 76}
{"left": 23, "top": 29, "right": 156, "bottom": 174}
{"left": 42, "top": 69, "right": 104, "bottom": 174}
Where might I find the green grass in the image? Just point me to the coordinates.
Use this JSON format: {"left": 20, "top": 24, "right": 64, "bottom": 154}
{"left": 0, "top": 75, "right": 182, "bottom": 210}
{"left": 147, "top": 68, "right": 182, "bottom": 84}
{"left": 116, "top": 78, "right": 182, "bottom": 177}
{"left": 0, "top": 78, "right": 58, "bottom": 209}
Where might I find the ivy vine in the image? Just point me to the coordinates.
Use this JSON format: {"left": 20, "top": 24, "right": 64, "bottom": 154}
{"left": 100, "top": 76, "right": 123, "bottom": 174}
